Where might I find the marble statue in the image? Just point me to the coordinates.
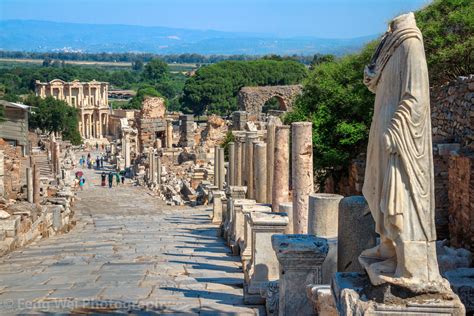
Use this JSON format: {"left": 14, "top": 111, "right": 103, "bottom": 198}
{"left": 359, "top": 12, "right": 448, "bottom": 291}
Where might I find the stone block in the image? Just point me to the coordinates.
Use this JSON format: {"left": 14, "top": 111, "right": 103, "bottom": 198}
{"left": 0, "top": 215, "right": 20, "bottom": 237}
{"left": 307, "top": 284, "right": 337, "bottom": 316}
{"left": 229, "top": 199, "right": 256, "bottom": 251}
{"left": 272, "top": 234, "right": 328, "bottom": 316}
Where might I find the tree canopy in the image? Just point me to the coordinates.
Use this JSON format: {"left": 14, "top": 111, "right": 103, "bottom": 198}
{"left": 26, "top": 95, "right": 82, "bottom": 145}
{"left": 181, "top": 59, "right": 308, "bottom": 115}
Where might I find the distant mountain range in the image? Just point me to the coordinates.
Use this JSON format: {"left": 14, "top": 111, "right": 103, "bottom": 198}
{"left": 0, "top": 20, "right": 378, "bottom": 56}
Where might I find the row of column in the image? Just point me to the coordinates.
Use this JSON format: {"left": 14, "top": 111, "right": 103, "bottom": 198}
{"left": 226, "top": 122, "right": 314, "bottom": 234}
{"left": 81, "top": 112, "right": 109, "bottom": 139}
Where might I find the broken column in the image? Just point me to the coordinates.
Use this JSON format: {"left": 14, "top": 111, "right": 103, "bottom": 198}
{"left": 218, "top": 147, "right": 225, "bottom": 190}
{"left": 308, "top": 193, "right": 343, "bottom": 284}
{"left": 266, "top": 122, "right": 276, "bottom": 204}
{"left": 26, "top": 167, "right": 33, "bottom": 203}
{"left": 124, "top": 137, "right": 131, "bottom": 168}
{"left": 212, "top": 190, "right": 225, "bottom": 224}
{"left": 213, "top": 146, "right": 219, "bottom": 187}
{"left": 33, "top": 163, "right": 40, "bottom": 203}
{"left": 291, "top": 122, "right": 313, "bottom": 234}
{"left": 234, "top": 138, "right": 243, "bottom": 186}
{"left": 272, "top": 125, "right": 290, "bottom": 212}
{"left": 279, "top": 202, "right": 294, "bottom": 234}
{"left": 155, "top": 154, "right": 161, "bottom": 185}
{"left": 254, "top": 142, "right": 267, "bottom": 203}
{"left": 0, "top": 150, "right": 4, "bottom": 197}
{"left": 166, "top": 119, "right": 173, "bottom": 148}
{"left": 228, "top": 142, "right": 235, "bottom": 186}
{"left": 272, "top": 234, "right": 329, "bottom": 316}
{"left": 337, "top": 196, "right": 376, "bottom": 273}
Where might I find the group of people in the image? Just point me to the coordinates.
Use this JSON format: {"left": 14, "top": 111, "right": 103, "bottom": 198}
{"left": 101, "top": 171, "right": 125, "bottom": 188}
{"left": 79, "top": 153, "right": 104, "bottom": 170}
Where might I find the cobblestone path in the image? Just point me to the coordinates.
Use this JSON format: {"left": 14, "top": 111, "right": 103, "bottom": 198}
{"left": 0, "top": 160, "right": 262, "bottom": 315}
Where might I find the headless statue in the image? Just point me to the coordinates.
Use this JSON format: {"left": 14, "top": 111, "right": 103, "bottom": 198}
{"left": 360, "top": 12, "right": 449, "bottom": 292}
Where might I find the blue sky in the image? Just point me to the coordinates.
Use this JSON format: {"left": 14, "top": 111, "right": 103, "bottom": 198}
{"left": 0, "top": 0, "right": 431, "bottom": 38}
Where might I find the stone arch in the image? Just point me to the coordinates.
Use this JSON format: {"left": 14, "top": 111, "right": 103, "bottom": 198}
{"left": 238, "top": 85, "right": 302, "bottom": 121}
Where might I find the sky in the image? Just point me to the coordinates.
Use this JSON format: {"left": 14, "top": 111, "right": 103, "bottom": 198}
{"left": 0, "top": 0, "right": 431, "bottom": 38}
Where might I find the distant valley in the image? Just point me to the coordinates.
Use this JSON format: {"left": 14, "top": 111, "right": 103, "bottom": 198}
{"left": 0, "top": 20, "right": 377, "bottom": 56}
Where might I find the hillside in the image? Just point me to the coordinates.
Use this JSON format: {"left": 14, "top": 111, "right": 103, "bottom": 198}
{"left": 0, "top": 20, "right": 376, "bottom": 56}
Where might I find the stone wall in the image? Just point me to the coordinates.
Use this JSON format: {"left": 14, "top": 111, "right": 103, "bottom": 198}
{"left": 448, "top": 154, "right": 474, "bottom": 250}
{"left": 238, "top": 85, "right": 302, "bottom": 121}
{"left": 431, "top": 75, "right": 474, "bottom": 151}
{"left": 137, "top": 97, "right": 167, "bottom": 152}
{"left": 0, "top": 139, "right": 22, "bottom": 199}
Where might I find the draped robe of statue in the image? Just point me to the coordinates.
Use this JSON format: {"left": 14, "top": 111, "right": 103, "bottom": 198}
{"left": 359, "top": 12, "right": 446, "bottom": 289}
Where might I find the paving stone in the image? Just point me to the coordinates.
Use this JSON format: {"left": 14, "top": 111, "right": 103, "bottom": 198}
{"left": 0, "top": 158, "right": 256, "bottom": 314}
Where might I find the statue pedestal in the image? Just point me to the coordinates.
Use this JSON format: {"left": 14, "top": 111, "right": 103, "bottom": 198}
{"left": 331, "top": 272, "right": 465, "bottom": 315}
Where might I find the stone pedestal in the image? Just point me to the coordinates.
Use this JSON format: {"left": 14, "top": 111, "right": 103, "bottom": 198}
{"left": 229, "top": 199, "right": 256, "bottom": 251}
{"left": 26, "top": 167, "right": 33, "bottom": 203}
{"left": 212, "top": 190, "right": 225, "bottom": 224}
{"left": 272, "top": 234, "right": 329, "bottom": 316}
{"left": 254, "top": 142, "right": 267, "bottom": 203}
{"left": 272, "top": 125, "right": 290, "bottom": 212}
{"left": 338, "top": 196, "right": 376, "bottom": 273}
{"left": 291, "top": 122, "right": 313, "bottom": 234}
{"left": 332, "top": 273, "right": 465, "bottom": 315}
{"left": 233, "top": 200, "right": 261, "bottom": 254}
{"left": 241, "top": 205, "right": 272, "bottom": 281}
{"left": 308, "top": 193, "right": 343, "bottom": 237}
{"left": 223, "top": 186, "right": 247, "bottom": 238}
{"left": 228, "top": 142, "right": 235, "bottom": 186}
{"left": 245, "top": 212, "right": 288, "bottom": 304}
{"left": 279, "top": 202, "right": 293, "bottom": 234}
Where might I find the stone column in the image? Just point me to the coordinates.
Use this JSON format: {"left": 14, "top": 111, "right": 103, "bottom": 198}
{"left": 245, "top": 134, "right": 258, "bottom": 199}
{"left": 155, "top": 154, "right": 161, "bottom": 185}
{"left": 33, "top": 163, "right": 40, "bottom": 204}
{"left": 26, "top": 167, "right": 33, "bottom": 203}
{"left": 0, "top": 150, "right": 4, "bottom": 197}
{"left": 308, "top": 193, "right": 343, "bottom": 285}
{"left": 272, "top": 125, "right": 290, "bottom": 212}
{"left": 214, "top": 146, "right": 219, "bottom": 186}
{"left": 308, "top": 193, "right": 343, "bottom": 237}
{"left": 272, "top": 234, "right": 329, "bottom": 316}
{"left": 149, "top": 150, "right": 155, "bottom": 184}
{"left": 266, "top": 123, "right": 277, "bottom": 204}
{"left": 54, "top": 142, "right": 60, "bottom": 176}
{"left": 254, "top": 142, "right": 267, "bottom": 203}
{"left": 234, "top": 139, "right": 243, "bottom": 186}
{"left": 228, "top": 142, "right": 235, "bottom": 186}
{"left": 218, "top": 147, "right": 225, "bottom": 190}
{"left": 291, "top": 122, "right": 313, "bottom": 234}
{"left": 338, "top": 196, "right": 376, "bottom": 273}
{"left": 166, "top": 120, "right": 173, "bottom": 148}
{"left": 124, "top": 138, "right": 131, "bottom": 168}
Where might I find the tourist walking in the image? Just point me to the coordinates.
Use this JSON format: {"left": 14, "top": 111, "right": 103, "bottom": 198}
{"left": 79, "top": 157, "right": 84, "bottom": 168}
{"left": 79, "top": 177, "right": 85, "bottom": 190}
{"left": 115, "top": 173, "right": 120, "bottom": 186}
{"left": 101, "top": 172, "right": 106, "bottom": 187}
{"left": 96, "top": 156, "right": 100, "bottom": 169}
{"left": 121, "top": 175, "right": 125, "bottom": 184}
{"left": 100, "top": 156, "right": 104, "bottom": 169}
{"left": 108, "top": 172, "right": 114, "bottom": 188}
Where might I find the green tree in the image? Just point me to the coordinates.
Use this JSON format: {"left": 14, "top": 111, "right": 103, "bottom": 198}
{"left": 182, "top": 59, "right": 308, "bottom": 116}
{"left": 26, "top": 95, "right": 82, "bottom": 145}
{"left": 124, "top": 86, "right": 166, "bottom": 110}
{"left": 142, "top": 58, "right": 169, "bottom": 83}
{"left": 132, "top": 60, "right": 144, "bottom": 71}
{"left": 283, "top": 42, "right": 377, "bottom": 187}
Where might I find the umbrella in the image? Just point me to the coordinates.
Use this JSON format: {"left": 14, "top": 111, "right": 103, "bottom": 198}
{"left": 75, "top": 171, "right": 84, "bottom": 178}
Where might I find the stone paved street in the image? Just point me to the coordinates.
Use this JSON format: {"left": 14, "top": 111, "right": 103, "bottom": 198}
{"left": 0, "top": 160, "right": 262, "bottom": 315}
